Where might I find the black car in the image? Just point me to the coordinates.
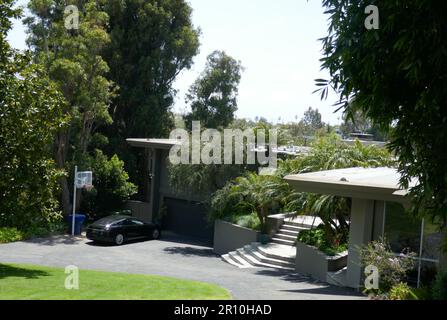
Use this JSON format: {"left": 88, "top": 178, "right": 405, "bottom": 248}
{"left": 86, "top": 215, "right": 161, "bottom": 245}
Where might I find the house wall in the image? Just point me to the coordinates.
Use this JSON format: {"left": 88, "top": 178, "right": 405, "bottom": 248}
{"left": 162, "top": 197, "right": 214, "bottom": 243}
{"left": 129, "top": 144, "right": 214, "bottom": 242}
{"left": 125, "top": 201, "right": 152, "bottom": 223}
{"left": 154, "top": 150, "right": 213, "bottom": 242}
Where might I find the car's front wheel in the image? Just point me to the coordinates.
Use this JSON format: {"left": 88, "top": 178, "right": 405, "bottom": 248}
{"left": 151, "top": 228, "right": 160, "bottom": 240}
{"left": 114, "top": 233, "right": 125, "bottom": 245}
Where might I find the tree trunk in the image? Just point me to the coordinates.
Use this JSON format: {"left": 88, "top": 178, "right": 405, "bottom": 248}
{"left": 322, "top": 222, "right": 336, "bottom": 246}
{"left": 55, "top": 131, "right": 71, "bottom": 216}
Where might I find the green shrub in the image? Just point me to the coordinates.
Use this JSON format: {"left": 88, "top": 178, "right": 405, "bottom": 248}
{"left": 23, "top": 220, "right": 67, "bottom": 239}
{"left": 168, "top": 162, "right": 248, "bottom": 198}
{"left": 0, "top": 219, "right": 67, "bottom": 243}
{"left": 410, "top": 287, "right": 432, "bottom": 300}
{"left": 210, "top": 173, "right": 292, "bottom": 233}
{"left": 0, "top": 227, "right": 25, "bottom": 243}
{"left": 297, "top": 225, "right": 347, "bottom": 256}
{"left": 432, "top": 271, "right": 447, "bottom": 300}
{"left": 389, "top": 282, "right": 417, "bottom": 300}
{"left": 232, "top": 213, "right": 261, "bottom": 231}
{"left": 361, "top": 238, "right": 416, "bottom": 294}
{"left": 388, "top": 283, "right": 431, "bottom": 300}
{"left": 78, "top": 150, "right": 137, "bottom": 219}
{"left": 0, "top": 43, "right": 67, "bottom": 231}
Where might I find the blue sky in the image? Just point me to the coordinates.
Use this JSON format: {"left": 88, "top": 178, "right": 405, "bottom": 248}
{"left": 7, "top": 0, "right": 343, "bottom": 124}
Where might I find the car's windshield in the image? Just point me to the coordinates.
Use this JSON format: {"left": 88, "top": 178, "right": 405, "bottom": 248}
{"left": 93, "top": 216, "right": 126, "bottom": 226}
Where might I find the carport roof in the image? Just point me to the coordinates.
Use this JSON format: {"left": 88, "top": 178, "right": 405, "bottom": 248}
{"left": 126, "top": 138, "right": 180, "bottom": 150}
{"left": 284, "top": 167, "right": 416, "bottom": 203}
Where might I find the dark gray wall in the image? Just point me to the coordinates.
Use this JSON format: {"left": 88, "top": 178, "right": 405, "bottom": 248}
{"left": 162, "top": 197, "right": 214, "bottom": 243}
{"left": 125, "top": 201, "right": 152, "bottom": 223}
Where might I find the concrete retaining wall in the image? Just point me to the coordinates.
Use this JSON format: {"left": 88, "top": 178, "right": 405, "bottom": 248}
{"left": 266, "top": 213, "right": 289, "bottom": 236}
{"left": 213, "top": 220, "right": 260, "bottom": 255}
{"left": 295, "top": 241, "right": 348, "bottom": 282}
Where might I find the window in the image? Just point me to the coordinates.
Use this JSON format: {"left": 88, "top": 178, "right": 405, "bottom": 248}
{"left": 383, "top": 202, "right": 441, "bottom": 287}
{"left": 384, "top": 202, "right": 421, "bottom": 253}
{"left": 115, "top": 219, "right": 127, "bottom": 226}
{"left": 125, "top": 219, "right": 144, "bottom": 226}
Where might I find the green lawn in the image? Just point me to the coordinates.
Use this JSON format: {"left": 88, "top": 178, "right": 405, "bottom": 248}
{"left": 0, "top": 264, "right": 231, "bottom": 300}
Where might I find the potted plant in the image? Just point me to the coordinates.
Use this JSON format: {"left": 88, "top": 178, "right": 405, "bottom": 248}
{"left": 259, "top": 225, "right": 270, "bottom": 245}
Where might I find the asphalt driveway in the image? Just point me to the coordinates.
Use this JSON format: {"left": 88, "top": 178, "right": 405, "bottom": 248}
{"left": 0, "top": 233, "right": 364, "bottom": 300}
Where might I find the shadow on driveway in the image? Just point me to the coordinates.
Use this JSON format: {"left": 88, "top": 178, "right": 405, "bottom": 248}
{"left": 280, "top": 286, "right": 364, "bottom": 297}
{"left": 254, "top": 268, "right": 317, "bottom": 284}
{"left": 26, "top": 234, "right": 85, "bottom": 247}
{"left": 163, "top": 246, "right": 218, "bottom": 257}
{"left": 254, "top": 268, "right": 364, "bottom": 298}
{"left": 158, "top": 232, "right": 213, "bottom": 247}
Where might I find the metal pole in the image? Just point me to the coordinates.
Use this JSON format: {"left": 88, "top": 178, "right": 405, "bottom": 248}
{"left": 417, "top": 218, "right": 425, "bottom": 288}
{"left": 381, "top": 202, "right": 386, "bottom": 238}
{"left": 72, "top": 166, "right": 77, "bottom": 236}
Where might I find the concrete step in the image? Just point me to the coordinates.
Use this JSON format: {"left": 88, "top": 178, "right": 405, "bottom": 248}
{"left": 228, "top": 251, "right": 255, "bottom": 268}
{"left": 236, "top": 248, "right": 294, "bottom": 271}
{"left": 274, "top": 233, "right": 297, "bottom": 241}
{"left": 281, "top": 224, "right": 310, "bottom": 232}
{"left": 236, "top": 248, "right": 265, "bottom": 267}
{"left": 277, "top": 228, "right": 301, "bottom": 237}
{"left": 271, "top": 237, "right": 296, "bottom": 246}
{"left": 243, "top": 246, "right": 295, "bottom": 269}
{"left": 284, "top": 216, "right": 321, "bottom": 228}
{"left": 253, "top": 244, "right": 296, "bottom": 263}
{"left": 221, "top": 254, "right": 239, "bottom": 267}
{"left": 222, "top": 254, "right": 245, "bottom": 268}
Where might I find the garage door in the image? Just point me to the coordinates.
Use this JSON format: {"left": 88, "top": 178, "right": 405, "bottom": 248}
{"left": 162, "top": 197, "right": 214, "bottom": 243}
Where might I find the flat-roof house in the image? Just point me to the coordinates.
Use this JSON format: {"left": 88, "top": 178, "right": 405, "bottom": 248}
{"left": 285, "top": 167, "right": 446, "bottom": 289}
{"left": 124, "top": 139, "right": 446, "bottom": 288}
{"left": 126, "top": 138, "right": 214, "bottom": 242}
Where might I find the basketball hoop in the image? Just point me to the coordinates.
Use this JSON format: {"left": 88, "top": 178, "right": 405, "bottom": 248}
{"left": 71, "top": 166, "right": 94, "bottom": 236}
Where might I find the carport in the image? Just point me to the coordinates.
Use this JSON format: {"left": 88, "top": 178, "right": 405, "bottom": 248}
{"left": 284, "top": 167, "right": 446, "bottom": 289}
{"left": 126, "top": 139, "right": 178, "bottom": 222}
{"left": 126, "top": 139, "right": 213, "bottom": 243}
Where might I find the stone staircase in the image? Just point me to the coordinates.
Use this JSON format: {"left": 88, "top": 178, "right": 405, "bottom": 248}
{"left": 221, "top": 216, "right": 316, "bottom": 270}
{"left": 222, "top": 242, "right": 296, "bottom": 270}
{"left": 271, "top": 219, "right": 311, "bottom": 246}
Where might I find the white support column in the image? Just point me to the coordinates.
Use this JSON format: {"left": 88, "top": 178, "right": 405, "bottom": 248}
{"left": 346, "top": 198, "right": 375, "bottom": 289}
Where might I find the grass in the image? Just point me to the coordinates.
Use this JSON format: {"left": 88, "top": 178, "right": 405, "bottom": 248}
{"left": 0, "top": 263, "right": 231, "bottom": 300}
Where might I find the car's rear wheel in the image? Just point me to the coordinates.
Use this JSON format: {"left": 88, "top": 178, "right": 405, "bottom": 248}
{"left": 151, "top": 228, "right": 160, "bottom": 240}
{"left": 114, "top": 233, "right": 125, "bottom": 245}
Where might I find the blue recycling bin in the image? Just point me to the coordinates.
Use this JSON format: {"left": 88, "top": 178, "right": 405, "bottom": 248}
{"left": 67, "top": 214, "right": 86, "bottom": 235}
